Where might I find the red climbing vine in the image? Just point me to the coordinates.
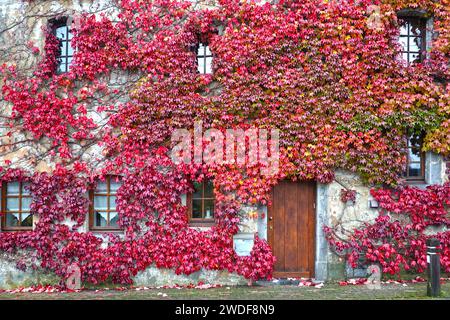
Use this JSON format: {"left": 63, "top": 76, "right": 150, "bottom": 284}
{"left": 0, "top": 0, "right": 449, "bottom": 284}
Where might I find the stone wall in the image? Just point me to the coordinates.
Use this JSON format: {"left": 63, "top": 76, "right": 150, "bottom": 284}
{"left": 133, "top": 267, "right": 247, "bottom": 287}
{"left": 317, "top": 152, "right": 446, "bottom": 280}
{"left": 0, "top": 253, "right": 59, "bottom": 289}
{"left": 316, "top": 170, "right": 379, "bottom": 280}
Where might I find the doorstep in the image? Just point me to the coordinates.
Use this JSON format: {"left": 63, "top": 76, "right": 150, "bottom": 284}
{"left": 255, "top": 278, "right": 319, "bottom": 286}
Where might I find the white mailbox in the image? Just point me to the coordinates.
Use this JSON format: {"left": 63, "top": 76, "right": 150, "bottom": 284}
{"left": 233, "top": 233, "right": 255, "bottom": 257}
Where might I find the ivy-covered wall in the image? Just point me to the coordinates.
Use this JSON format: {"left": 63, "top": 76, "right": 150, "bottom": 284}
{"left": 0, "top": 0, "right": 448, "bottom": 287}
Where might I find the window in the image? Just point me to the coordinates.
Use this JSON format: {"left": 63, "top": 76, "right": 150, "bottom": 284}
{"left": 89, "top": 176, "right": 121, "bottom": 231}
{"left": 196, "top": 43, "right": 213, "bottom": 74}
{"left": 398, "top": 16, "right": 427, "bottom": 64}
{"left": 403, "top": 134, "right": 426, "bottom": 181}
{"left": 187, "top": 181, "right": 215, "bottom": 225}
{"left": 52, "top": 18, "right": 74, "bottom": 73}
{"left": 1, "top": 181, "right": 33, "bottom": 231}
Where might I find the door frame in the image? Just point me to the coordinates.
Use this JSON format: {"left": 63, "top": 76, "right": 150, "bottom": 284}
{"left": 267, "top": 180, "right": 316, "bottom": 278}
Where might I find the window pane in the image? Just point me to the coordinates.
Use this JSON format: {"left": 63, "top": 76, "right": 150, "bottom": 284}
{"left": 205, "top": 57, "right": 212, "bottom": 74}
{"left": 204, "top": 199, "right": 214, "bottom": 219}
{"left": 61, "top": 41, "right": 67, "bottom": 56}
{"left": 22, "top": 183, "right": 31, "bottom": 195}
{"left": 56, "top": 26, "right": 67, "bottom": 40}
{"left": 409, "top": 53, "right": 420, "bottom": 63}
{"left": 109, "top": 196, "right": 117, "bottom": 210}
{"left": 197, "top": 43, "right": 205, "bottom": 55}
{"left": 205, "top": 45, "right": 211, "bottom": 56}
{"left": 197, "top": 57, "right": 205, "bottom": 73}
{"left": 410, "top": 22, "right": 423, "bottom": 37}
{"left": 6, "top": 213, "right": 19, "bottom": 227}
{"left": 399, "top": 24, "right": 409, "bottom": 36}
{"left": 94, "top": 196, "right": 108, "bottom": 210}
{"left": 409, "top": 148, "right": 421, "bottom": 162}
{"left": 409, "top": 162, "right": 421, "bottom": 177}
{"left": 68, "top": 42, "right": 74, "bottom": 56}
{"left": 193, "top": 182, "right": 202, "bottom": 199}
{"left": 204, "top": 181, "right": 214, "bottom": 197}
{"left": 96, "top": 181, "right": 108, "bottom": 193}
{"left": 109, "top": 211, "right": 119, "bottom": 227}
{"left": 22, "top": 197, "right": 32, "bottom": 211}
{"left": 21, "top": 213, "right": 33, "bottom": 227}
{"left": 67, "top": 56, "right": 73, "bottom": 70}
{"left": 399, "top": 37, "right": 408, "bottom": 51}
{"left": 192, "top": 199, "right": 202, "bottom": 218}
{"left": 95, "top": 211, "right": 108, "bottom": 227}
{"left": 410, "top": 37, "right": 421, "bottom": 52}
{"left": 7, "top": 182, "right": 20, "bottom": 195}
{"left": 57, "top": 63, "right": 67, "bottom": 73}
{"left": 402, "top": 52, "right": 409, "bottom": 62}
{"left": 6, "top": 197, "right": 19, "bottom": 211}
{"left": 110, "top": 179, "right": 121, "bottom": 192}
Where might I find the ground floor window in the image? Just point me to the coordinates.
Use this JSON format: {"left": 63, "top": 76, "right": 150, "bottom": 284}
{"left": 187, "top": 180, "right": 215, "bottom": 226}
{"left": 1, "top": 181, "right": 33, "bottom": 231}
{"left": 89, "top": 176, "right": 122, "bottom": 231}
{"left": 403, "top": 133, "right": 426, "bottom": 182}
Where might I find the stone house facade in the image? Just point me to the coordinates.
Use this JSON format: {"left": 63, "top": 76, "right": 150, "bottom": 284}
{"left": 0, "top": 0, "right": 448, "bottom": 288}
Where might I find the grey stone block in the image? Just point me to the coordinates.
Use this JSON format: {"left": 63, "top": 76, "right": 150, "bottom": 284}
{"left": 132, "top": 266, "right": 247, "bottom": 287}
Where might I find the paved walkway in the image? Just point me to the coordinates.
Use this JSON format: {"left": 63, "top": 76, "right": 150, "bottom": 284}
{"left": 0, "top": 282, "right": 448, "bottom": 300}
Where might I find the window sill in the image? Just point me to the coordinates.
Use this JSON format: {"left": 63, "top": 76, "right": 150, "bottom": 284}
{"left": 188, "top": 221, "right": 215, "bottom": 228}
{"left": 1, "top": 228, "right": 33, "bottom": 232}
{"left": 404, "top": 180, "right": 430, "bottom": 189}
{"left": 89, "top": 229, "right": 124, "bottom": 233}
{"left": 405, "top": 179, "right": 427, "bottom": 185}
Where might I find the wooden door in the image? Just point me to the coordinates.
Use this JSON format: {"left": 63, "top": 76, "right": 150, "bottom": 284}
{"left": 268, "top": 180, "right": 316, "bottom": 278}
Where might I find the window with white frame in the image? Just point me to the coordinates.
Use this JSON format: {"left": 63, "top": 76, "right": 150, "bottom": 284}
{"left": 52, "top": 17, "right": 74, "bottom": 73}
{"left": 398, "top": 16, "right": 427, "bottom": 64}
{"left": 197, "top": 43, "right": 213, "bottom": 74}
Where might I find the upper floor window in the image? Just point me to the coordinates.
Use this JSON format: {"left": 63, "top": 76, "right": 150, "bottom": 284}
{"left": 1, "top": 181, "right": 33, "bottom": 231}
{"left": 89, "top": 176, "right": 122, "bottom": 231}
{"left": 52, "top": 18, "right": 74, "bottom": 73}
{"left": 403, "top": 134, "right": 426, "bottom": 182}
{"left": 187, "top": 180, "right": 215, "bottom": 226}
{"left": 398, "top": 16, "right": 427, "bottom": 64}
{"left": 197, "top": 43, "right": 213, "bottom": 74}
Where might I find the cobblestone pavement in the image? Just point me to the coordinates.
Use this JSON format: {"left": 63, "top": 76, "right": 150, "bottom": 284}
{"left": 0, "top": 282, "right": 448, "bottom": 300}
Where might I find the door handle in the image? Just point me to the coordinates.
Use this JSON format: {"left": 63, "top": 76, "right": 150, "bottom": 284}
{"left": 269, "top": 216, "right": 273, "bottom": 221}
